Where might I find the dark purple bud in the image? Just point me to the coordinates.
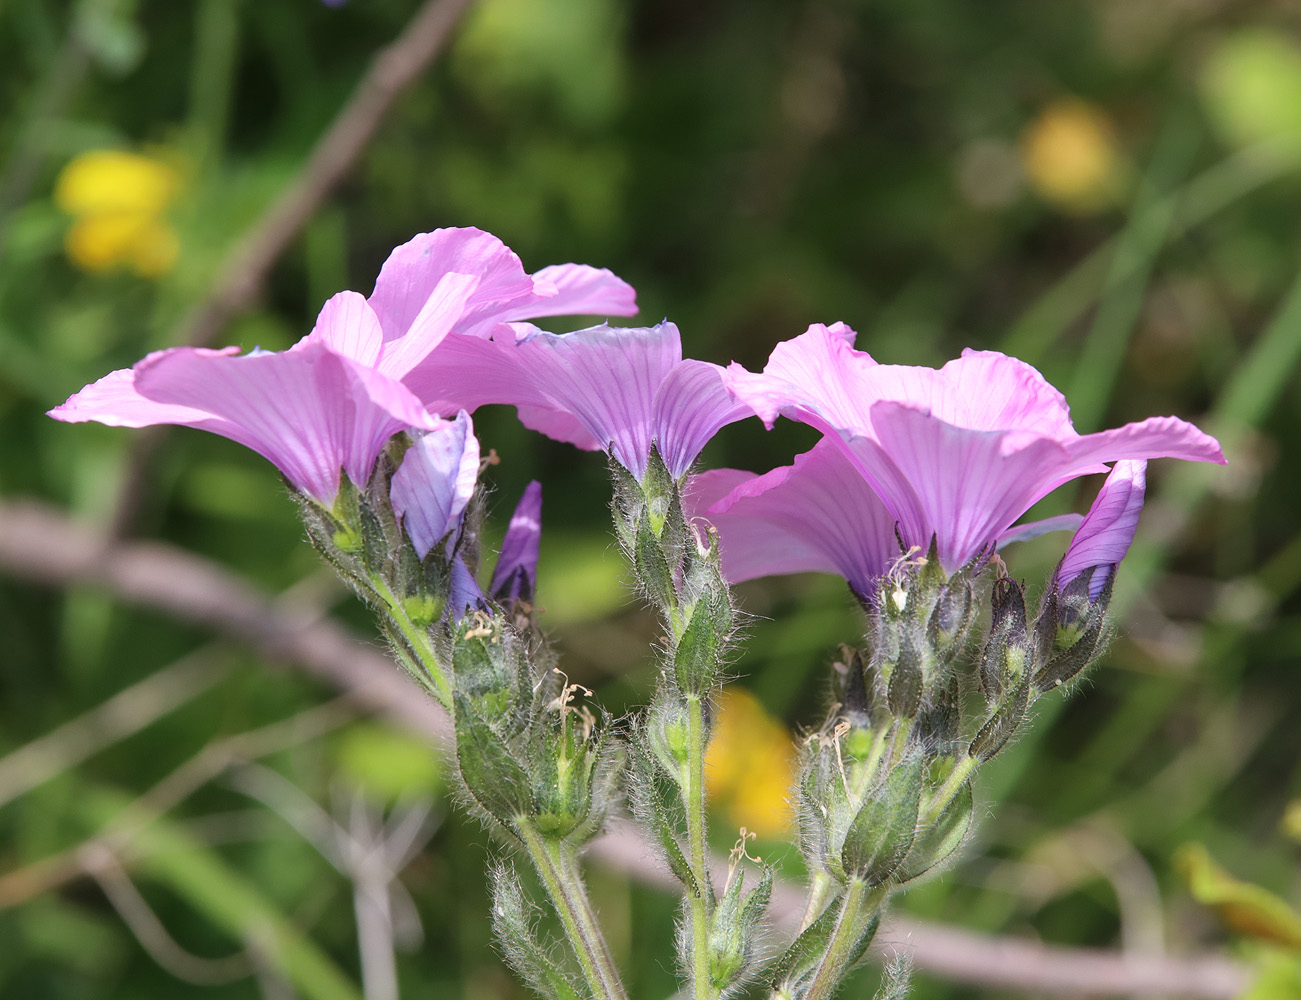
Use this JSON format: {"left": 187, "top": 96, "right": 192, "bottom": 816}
{"left": 490, "top": 481, "right": 542, "bottom": 603}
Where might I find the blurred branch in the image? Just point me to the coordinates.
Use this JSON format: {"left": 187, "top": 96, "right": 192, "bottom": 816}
{"left": 0, "top": 498, "right": 1252, "bottom": 999}
{"left": 110, "top": 0, "right": 477, "bottom": 537}
{"left": 174, "top": 0, "right": 476, "bottom": 350}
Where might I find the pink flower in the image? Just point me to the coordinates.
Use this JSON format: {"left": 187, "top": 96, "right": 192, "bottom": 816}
{"left": 724, "top": 324, "right": 1225, "bottom": 573}
{"left": 48, "top": 227, "right": 637, "bottom": 506}
{"left": 490, "top": 481, "right": 542, "bottom": 602}
{"left": 405, "top": 322, "right": 750, "bottom": 480}
{"left": 48, "top": 336, "right": 437, "bottom": 507}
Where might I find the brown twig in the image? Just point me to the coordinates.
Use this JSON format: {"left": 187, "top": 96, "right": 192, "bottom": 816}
{"left": 0, "top": 498, "right": 1252, "bottom": 998}
{"left": 109, "top": 0, "right": 478, "bottom": 538}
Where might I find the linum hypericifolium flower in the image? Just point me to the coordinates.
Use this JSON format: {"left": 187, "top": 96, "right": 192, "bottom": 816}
{"left": 406, "top": 321, "right": 751, "bottom": 480}
{"left": 725, "top": 323, "right": 1225, "bottom": 574}
{"left": 390, "top": 411, "right": 480, "bottom": 560}
{"left": 48, "top": 339, "right": 437, "bottom": 507}
{"left": 490, "top": 481, "right": 542, "bottom": 603}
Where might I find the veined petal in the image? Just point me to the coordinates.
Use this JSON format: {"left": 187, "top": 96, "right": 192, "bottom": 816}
{"left": 505, "top": 322, "right": 683, "bottom": 478}
{"left": 691, "top": 439, "right": 900, "bottom": 597}
{"left": 941, "top": 350, "right": 1076, "bottom": 439}
{"left": 652, "top": 359, "right": 751, "bottom": 478}
{"left": 515, "top": 404, "right": 602, "bottom": 451}
{"left": 724, "top": 322, "right": 865, "bottom": 428}
{"left": 376, "top": 271, "right": 480, "bottom": 380}
{"left": 391, "top": 411, "right": 481, "bottom": 560}
{"left": 1058, "top": 460, "right": 1146, "bottom": 599}
{"left": 996, "top": 513, "right": 1085, "bottom": 549}
{"left": 132, "top": 342, "right": 434, "bottom": 505}
{"left": 47, "top": 347, "right": 241, "bottom": 428}
{"left": 448, "top": 556, "right": 488, "bottom": 621}
{"left": 296, "top": 291, "right": 384, "bottom": 368}
{"left": 502, "top": 263, "right": 637, "bottom": 323}
{"left": 368, "top": 228, "right": 534, "bottom": 343}
{"left": 1064, "top": 415, "right": 1227, "bottom": 471}
{"left": 399, "top": 332, "right": 552, "bottom": 417}
{"left": 866, "top": 401, "right": 1077, "bottom": 571}
{"left": 490, "top": 480, "right": 542, "bottom": 602}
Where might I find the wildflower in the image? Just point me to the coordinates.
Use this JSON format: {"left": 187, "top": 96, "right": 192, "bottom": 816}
{"left": 55, "top": 149, "right": 181, "bottom": 277}
{"left": 48, "top": 295, "right": 438, "bottom": 508}
{"left": 490, "top": 481, "right": 542, "bottom": 602}
{"left": 411, "top": 321, "right": 750, "bottom": 480}
{"left": 705, "top": 688, "right": 796, "bottom": 839}
{"left": 48, "top": 227, "right": 637, "bottom": 505}
{"left": 1020, "top": 98, "right": 1123, "bottom": 212}
{"left": 724, "top": 323, "right": 1225, "bottom": 574}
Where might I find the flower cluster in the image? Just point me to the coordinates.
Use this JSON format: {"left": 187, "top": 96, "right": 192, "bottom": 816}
{"left": 49, "top": 226, "right": 1226, "bottom": 1000}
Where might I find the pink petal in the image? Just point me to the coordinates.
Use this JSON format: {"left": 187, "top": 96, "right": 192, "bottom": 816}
{"left": 725, "top": 322, "right": 866, "bottom": 428}
{"left": 368, "top": 228, "right": 534, "bottom": 343}
{"left": 490, "top": 480, "right": 542, "bottom": 601}
{"left": 296, "top": 291, "right": 384, "bottom": 368}
{"left": 507, "top": 263, "right": 638, "bottom": 323}
{"left": 515, "top": 404, "right": 602, "bottom": 451}
{"left": 690, "top": 439, "right": 900, "bottom": 596}
{"left": 652, "top": 359, "right": 752, "bottom": 477}
{"left": 48, "top": 347, "right": 241, "bottom": 429}
{"left": 1064, "top": 415, "right": 1227, "bottom": 471}
{"left": 376, "top": 272, "right": 480, "bottom": 380}
{"left": 996, "top": 513, "right": 1085, "bottom": 549}
{"left": 134, "top": 342, "right": 435, "bottom": 505}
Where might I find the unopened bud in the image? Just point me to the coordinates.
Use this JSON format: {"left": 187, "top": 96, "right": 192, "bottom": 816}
{"left": 839, "top": 758, "right": 923, "bottom": 885}
{"left": 978, "top": 578, "right": 1030, "bottom": 701}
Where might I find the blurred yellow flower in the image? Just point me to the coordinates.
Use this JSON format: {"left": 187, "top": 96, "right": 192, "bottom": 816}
{"left": 705, "top": 688, "right": 796, "bottom": 839}
{"left": 1020, "top": 98, "right": 1123, "bottom": 213}
{"left": 54, "top": 150, "right": 182, "bottom": 277}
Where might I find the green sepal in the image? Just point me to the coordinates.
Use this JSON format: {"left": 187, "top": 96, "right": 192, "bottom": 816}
{"left": 635, "top": 513, "right": 675, "bottom": 609}
{"left": 708, "top": 865, "right": 773, "bottom": 991}
{"left": 771, "top": 896, "right": 880, "bottom": 998}
{"left": 490, "top": 862, "right": 586, "bottom": 1000}
{"left": 674, "top": 596, "right": 723, "bottom": 695}
{"left": 896, "top": 778, "right": 973, "bottom": 883}
{"left": 1034, "top": 611, "right": 1105, "bottom": 693}
{"left": 841, "top": 759, "right": 923, "bottom": 886}
{"left": 453, "top": 692, "right": 531, "bottom": 832}
{"left": 969, "top": 677, "right": 1031, "bottom": 762}
{"left": 978, "top": 577, "right": 1028, "bottom": 701}
{"left": 626, "top": 743, "right": 701, "bottom": 896}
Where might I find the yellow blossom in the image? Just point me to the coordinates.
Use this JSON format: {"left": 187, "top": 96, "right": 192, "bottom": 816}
{"left": 1020, "top": 98, "right": 1123, "bottom": 213}
{"left": 705, "top": 688, "right": 796, "bottom": 839}
{"left": 54, "top": 149, "right": 182, "bottom": 277}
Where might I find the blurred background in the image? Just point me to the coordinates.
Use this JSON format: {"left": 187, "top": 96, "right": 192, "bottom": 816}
{"left": 2, "top": 0, "right": 1300, "bottom": 997}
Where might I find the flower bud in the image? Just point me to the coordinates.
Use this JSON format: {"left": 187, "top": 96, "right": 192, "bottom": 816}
{"left": 707, "top": 865, "right": 772, "bottom": 992}
{"left": 977, "top": 577, "right": 1030, "bottom": 702}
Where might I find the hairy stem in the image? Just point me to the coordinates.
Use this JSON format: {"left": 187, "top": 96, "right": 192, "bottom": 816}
{"left": 920, "top": 754, "right": 976, "bottom": 827}
{"left": 370, "top": 577, "right": 451, "bottom": 705}
{"left": 682, "top": 694, "right": 716, "bottom": 1000}
{"left": 519, "top": 823, "right": 629, "bottom": 1000}
{"left": 795, "top": 878, "right": 886, "bottom": 1000}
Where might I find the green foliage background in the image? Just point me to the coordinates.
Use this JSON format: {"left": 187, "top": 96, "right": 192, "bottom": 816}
{"left": 2, "top": 0, "right": 1300, "bottom": 997}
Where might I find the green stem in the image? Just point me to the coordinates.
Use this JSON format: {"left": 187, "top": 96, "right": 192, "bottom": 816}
{"left": 797, "top": 872, "right": 836, "bottom": 934}
{"left": 682, "top": 694, "right": 715, "bottom": 1000}
{"left": 370, "top": 577, "right": 451, "bottom": 705}
{"left": 519, "top": 823, "right": 629, "bottom": 1000}
{"left": 921, "top": 755, "right": 977, "bottom": 828}
{"left": 795, "top": 878, "right": 886, "bottom": 1000}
